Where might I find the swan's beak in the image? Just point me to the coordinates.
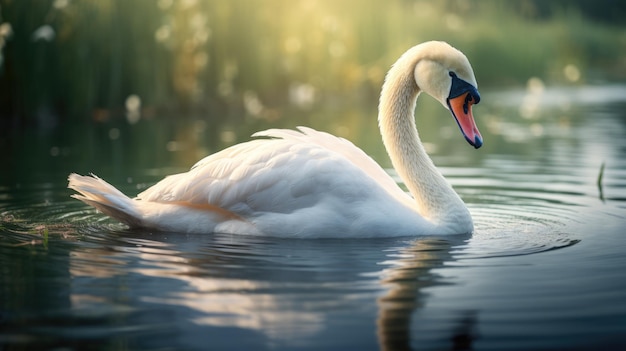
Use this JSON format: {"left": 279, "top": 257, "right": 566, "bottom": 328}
{"left": 448, "top": 92, "right": 483, "bottom": 149}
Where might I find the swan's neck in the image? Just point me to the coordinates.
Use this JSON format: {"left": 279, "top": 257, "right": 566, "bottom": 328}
{"left": 378, "top": 59, "right": 471, "bottom": 231}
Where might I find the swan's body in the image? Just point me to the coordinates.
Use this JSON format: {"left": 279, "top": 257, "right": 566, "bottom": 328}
{"left": 69, "top": 41, "right": 483, "bottom": 238}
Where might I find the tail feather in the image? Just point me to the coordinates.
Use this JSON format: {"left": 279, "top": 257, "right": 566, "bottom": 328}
{"left": 68, "top": 173, "right": 144, "bottom": 227}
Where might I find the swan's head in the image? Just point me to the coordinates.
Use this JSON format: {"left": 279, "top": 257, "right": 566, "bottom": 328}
{"left": 413, "top": 41, "right": 483, "bottom": 148}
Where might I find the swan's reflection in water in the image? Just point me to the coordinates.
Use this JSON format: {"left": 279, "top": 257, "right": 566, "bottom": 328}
{"left": 377, "top": 237, "right": 478, "bottom": 351}
{"left": 67, "top": 231, "right": 472, "bottom": 349}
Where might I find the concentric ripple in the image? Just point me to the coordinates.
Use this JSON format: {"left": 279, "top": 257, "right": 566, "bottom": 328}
{"left": 441, "top": 155, "right": 608, "bottom": 259}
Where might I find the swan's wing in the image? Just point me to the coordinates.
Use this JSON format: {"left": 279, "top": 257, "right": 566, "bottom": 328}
{"left": 137, "top": 138, "right": 278, "bottom": 206}
{"left": 253, "top": 127, "right": 403, "bottom": 197}
{"left": 137, "top": 127, "right": 412, "bottom": 214}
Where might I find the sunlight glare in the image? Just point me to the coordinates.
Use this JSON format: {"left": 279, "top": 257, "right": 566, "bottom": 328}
{"left": 125, "top": 95, "right": 142, "bottom": 124}
{"left": 563, "top": 64, "right": 581, "bottom": 82}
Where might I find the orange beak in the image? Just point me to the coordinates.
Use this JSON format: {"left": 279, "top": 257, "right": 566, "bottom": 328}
{"left": 448, "top": 91, "right": 483, "bottom": 149}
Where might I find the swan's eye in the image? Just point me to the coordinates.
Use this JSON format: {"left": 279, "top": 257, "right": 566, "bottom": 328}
{"left": 449, "top": 71, "right": 457, "bottom": 78}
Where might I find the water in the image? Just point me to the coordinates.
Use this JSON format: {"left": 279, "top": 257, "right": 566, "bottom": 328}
{"left": 1, "top": 85, "right": 626, "bottom": 350}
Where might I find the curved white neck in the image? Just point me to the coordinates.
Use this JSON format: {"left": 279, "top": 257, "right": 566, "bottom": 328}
{"left": 378, "top": 52, "right": 471, "bottom": 231}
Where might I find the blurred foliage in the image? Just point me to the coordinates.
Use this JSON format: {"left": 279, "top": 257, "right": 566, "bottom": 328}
{"left": 0, "top": 0, "right": 625, "bottom": 130}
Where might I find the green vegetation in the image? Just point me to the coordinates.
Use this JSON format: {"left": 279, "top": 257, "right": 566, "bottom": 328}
{"left": 598, "top": 161, "right": 606, "bottom": 201}
{"left": 0, "top": 0, "right": 624, "bottom": 129}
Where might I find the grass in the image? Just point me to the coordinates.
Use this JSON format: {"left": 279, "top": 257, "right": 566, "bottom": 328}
{"left": 597, "top": 162, "right": 606, "bottom": 202}
{"left": 0, "top": 0, "right": 625, "bottom": 126}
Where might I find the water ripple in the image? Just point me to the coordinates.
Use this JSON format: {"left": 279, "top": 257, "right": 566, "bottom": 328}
{"left": 447, "top": 158, "right": 594, "bottom": 259}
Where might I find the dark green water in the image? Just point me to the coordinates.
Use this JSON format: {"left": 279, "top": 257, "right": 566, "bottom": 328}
{"left": 1, "top": 85, "right": 625, "bottom": 350}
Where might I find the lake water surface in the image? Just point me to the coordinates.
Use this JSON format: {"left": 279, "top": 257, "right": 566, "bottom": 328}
{"left": 1, "top": 85, "right": 625, "bottom": 350}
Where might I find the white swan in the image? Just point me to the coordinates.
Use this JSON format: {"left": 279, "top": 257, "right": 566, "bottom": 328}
{"left": 68, "top": 41, "right": 482, "bottom": 238}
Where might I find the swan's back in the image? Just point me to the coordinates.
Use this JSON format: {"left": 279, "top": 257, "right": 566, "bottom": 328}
{"left": 139, "top": 128, "right": 399, "bottom": 204}
{"left": 132, "top": 127, "right": 423, "bottom": 237}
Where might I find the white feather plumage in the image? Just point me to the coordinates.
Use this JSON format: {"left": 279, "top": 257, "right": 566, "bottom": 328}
{"left": 69, "top": 41, "right": 481, "bottom": 238}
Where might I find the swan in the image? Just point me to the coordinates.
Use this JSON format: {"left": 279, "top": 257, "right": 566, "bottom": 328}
{"left": 68, "top": 41, "right": 482, "bottom": 238}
